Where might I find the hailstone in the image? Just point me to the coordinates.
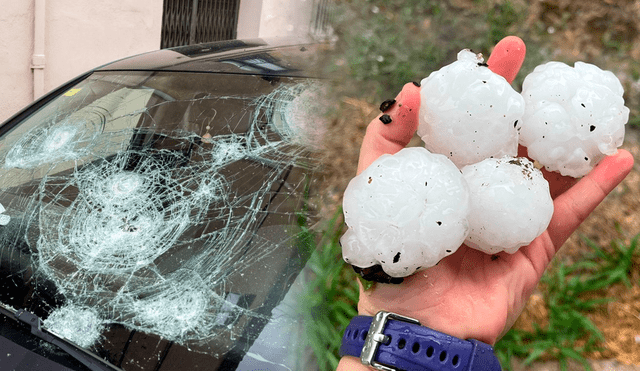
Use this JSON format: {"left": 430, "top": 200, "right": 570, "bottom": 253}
{"left": 418, "top": 49, "right": 525, "bottom": 168}
{"left": 461, "top": 156, "right": 553, "bottom": 254}
{"left": 519, "top": 61, "right": 629, "bottom": 177}
{"left": 341, "top": 147, "right": 470, "bottom": 278}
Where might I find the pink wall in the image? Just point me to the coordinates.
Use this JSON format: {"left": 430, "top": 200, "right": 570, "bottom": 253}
{"left": 258, "top": 0, "right": 315, "bottom": 38}
{"left": 237, "top": 0, "right": 315, "bottom": 39}
{"left": 0, "top": 1, "right": 36, "bottom": 123}
{"left": 0, "top": 0, "right": 163, "bottom": 123}
{"left": 45, "top": 1, "right": 163, "bottom": 91}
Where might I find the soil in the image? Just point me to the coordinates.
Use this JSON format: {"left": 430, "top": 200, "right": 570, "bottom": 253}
{"left": 319, "top": 0, "right": 640, "bottom": 368}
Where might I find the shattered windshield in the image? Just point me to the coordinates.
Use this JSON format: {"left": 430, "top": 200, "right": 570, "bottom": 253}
{"left": 0, "top": 70, "right": 324, "bottom": 370}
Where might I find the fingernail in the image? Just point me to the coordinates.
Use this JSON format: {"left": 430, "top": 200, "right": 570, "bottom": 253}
{"left": 379, "top": 99, "right": 396, "bottom": 112}
{"left": 379, "top": 114, "right": 392, "bottom": 124}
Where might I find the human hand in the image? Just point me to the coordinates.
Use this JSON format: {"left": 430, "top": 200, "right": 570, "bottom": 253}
{"left": 337, "top": 36, "right": 634, "bottom": 370}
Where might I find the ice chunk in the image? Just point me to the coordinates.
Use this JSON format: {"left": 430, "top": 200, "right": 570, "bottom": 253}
{"left": 520, "top": 61, "right": 629, "bottom": 177}
{"left": 341, "top": 147, "right": 470, "bottom": 277}
{"left": 462, "top": 156, "right": 553, "bottom": 254}
{"left": 418, "top": 50, "right": 525, "bottom": 168}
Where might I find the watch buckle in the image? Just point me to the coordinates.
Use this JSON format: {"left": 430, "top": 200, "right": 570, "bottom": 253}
{"left": 361, "top": 310, "right": 421, "bottom": 371}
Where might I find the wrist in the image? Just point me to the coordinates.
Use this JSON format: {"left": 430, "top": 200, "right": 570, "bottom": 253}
{"left": 356, "top": 305, "right": 499, "bottom": 346}
{"left": 356, "top": 277, "right": 506, "bottom": 346}
{"left": 337, "top": 356, "right": 372, "bottom": 371}
{"left": 338, "top": 311, "right": 502, "bottom": 371}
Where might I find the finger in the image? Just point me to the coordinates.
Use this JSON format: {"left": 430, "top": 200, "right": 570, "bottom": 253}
{"left": 547, "top": 149, "right": 634, "bottom": 249}
{"left": 356, "top": 82, "right": 421, "bottom": 174}
{"left": 518, "top": 144, "right": 579, "bottom": 199}
{"left": 541, "top": 167, "right": 579, "bottom": 199}
{"left": 517, "top": 144, "right": 529, "bottom": 158}
{"left": 357, "top": 36, "right": 526, "bottom": 175}
{"left": 487, "top": 36, "right": 526, "bottom": 84}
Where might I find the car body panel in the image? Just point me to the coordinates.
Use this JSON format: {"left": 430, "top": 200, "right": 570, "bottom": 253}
{"left": 98, "top": 38, "right": 322, "bottom": 78}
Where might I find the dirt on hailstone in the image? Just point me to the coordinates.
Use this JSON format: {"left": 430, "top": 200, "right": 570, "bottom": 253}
{"left": 318, "top": 0, "right": 640, "bottom": 366}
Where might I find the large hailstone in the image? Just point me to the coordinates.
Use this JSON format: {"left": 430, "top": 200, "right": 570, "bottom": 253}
{"left": 461, "top": 156, "right": 553, "bottom": 254}
{"left": 418, "top": 50, "right": 525, "bottom": 168}
{"left": 341, "top": 147, "right": 470, "bottom": 278}
{"left": 520, "top": 61, "right": 629, "bottom": 177}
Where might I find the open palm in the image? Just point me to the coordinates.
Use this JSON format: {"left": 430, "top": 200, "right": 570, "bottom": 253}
{"left": 357, "top": 149, "right": 632, "bottom": 345}
{"left": 338, "top": 36, "right": 634, "bottom": 370}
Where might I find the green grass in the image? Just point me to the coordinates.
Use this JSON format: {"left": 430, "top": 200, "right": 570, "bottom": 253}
{"left": 486, "top": 1, "right": 524, "bottom": 48}
{"left": 496, "top": 234, "right": 640, "bottom": 370}
{"left": 330, "top": 0, "right": 536, "bottom": 101}
{"left": 300, "top": 209, "right": 359, "bottom": 371}
{"left": 330, "top": 0, "right": 447, "bottom": 100}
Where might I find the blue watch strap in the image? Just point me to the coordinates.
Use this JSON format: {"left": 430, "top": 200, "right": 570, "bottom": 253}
{"left": 340, "top": 311, "right": 502, "bottom": 371}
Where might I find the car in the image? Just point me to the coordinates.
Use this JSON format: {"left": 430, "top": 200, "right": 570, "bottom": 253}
{"left": 0, "top": 37, "right": 328, "bottom": 371}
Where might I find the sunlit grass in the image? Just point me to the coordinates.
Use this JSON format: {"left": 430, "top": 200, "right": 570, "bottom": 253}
{"left": 495, "top": 234, "right": 640, "bottom": 371}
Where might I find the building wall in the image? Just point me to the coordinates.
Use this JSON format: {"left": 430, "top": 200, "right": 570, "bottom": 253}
{"left": 258, "top": 0, "right": 315, "bottom": 38}
{"left": 237, "top": 0, "right": 263, "bottom": 39}
{"left": 45, "top": 1, "right": 163, "bottom": 91}
{"left": 0, "top": 2, "right": 36, "bottom": 124}
{"left": 237, "top": 0, "right": 315, "bottom": 39}
{"left": 0, "top": 0, "right": 163, "bottom": 123}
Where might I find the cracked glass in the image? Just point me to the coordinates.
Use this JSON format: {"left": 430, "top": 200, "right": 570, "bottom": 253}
{"left": 0, "top": 60, "right": 325, "bottom": 370}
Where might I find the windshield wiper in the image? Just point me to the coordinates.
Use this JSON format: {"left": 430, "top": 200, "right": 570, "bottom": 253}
{"left": 0, "top": 303, "right": 122, "bottom": 371}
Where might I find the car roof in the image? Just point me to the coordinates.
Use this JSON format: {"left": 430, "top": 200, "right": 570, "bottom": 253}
{"left": 96, "top": 37, "right": 326, "bottom": 78}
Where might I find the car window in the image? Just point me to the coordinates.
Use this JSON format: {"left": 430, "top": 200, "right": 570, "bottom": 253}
{"left": 0, "top": 70, "right": 325, "bottom": 370}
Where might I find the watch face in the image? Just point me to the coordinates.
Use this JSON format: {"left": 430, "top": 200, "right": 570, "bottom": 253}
{"left": 0, "top": 40, "right": 328, "bottom": 371}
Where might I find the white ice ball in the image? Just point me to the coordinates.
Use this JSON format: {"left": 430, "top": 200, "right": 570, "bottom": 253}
{"left": 520, "top": 61, "right": 629, "bottom": 177}
{"left": 461, "top": 156, "right": 554, "bottom": 254}
{"left": 418, "top": 49, "right": 525, "bottom": 168}
{"left": 341, "top": 147, "right": 470, "bottom": 277}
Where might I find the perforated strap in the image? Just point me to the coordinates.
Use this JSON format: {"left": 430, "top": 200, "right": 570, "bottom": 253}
{"left": 339, "top": 315, "right": 502, "bottom": 371}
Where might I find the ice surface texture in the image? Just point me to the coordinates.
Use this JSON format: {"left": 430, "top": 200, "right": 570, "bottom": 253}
{"left": 462, "top": 157, "right": 553, "bottom": 254}
{"left": 418, "top": 50, "right": 525, "bottom": 168}
{"left": 520, "top": 61, "right": 629, "bottom": 177}
{"left": 341, "top": 147, "right": 470, "bottom": 277}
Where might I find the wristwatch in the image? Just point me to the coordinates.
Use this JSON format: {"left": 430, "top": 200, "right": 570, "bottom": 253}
{"left": 340, "top": 311, "right": 502, "bottom": 371}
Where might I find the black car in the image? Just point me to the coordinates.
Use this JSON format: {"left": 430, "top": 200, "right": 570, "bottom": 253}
{"left": 0, "top": 38, "right": 328, "bottom": 371}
